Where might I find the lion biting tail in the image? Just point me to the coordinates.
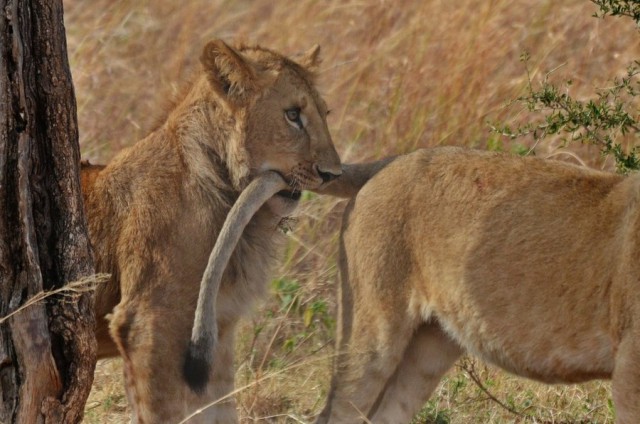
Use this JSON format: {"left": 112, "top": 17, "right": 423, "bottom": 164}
{"left": 183, "top": 156, "right": 394, "bottom": 391}
{"left": 184, "top": 171, "right": 289, "bottom": 391}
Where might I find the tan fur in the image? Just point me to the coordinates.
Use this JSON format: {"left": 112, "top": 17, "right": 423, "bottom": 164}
{"left": 313, "top": 158, "right": 397, "bottom": 198}
{"left": 80, "top": 40, "right": 341, "bottom": 423}
{"left": 317, "top": 146, "right": 640, "bottom": 424}
{"left": 185, "top": 170, "right": 290, "bottom": 392}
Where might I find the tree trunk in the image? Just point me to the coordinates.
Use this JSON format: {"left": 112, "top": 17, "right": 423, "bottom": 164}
{"left": 0, "top": 1, "right": 97, "bottom": 423}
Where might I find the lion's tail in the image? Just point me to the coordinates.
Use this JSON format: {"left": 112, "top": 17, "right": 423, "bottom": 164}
{"left": 183, "top": 171, "right": 289, "bottom": 393}
{"left": 183, "top": 158, "right": 395, "bottom": 391}
{"left": 312, "top": 157, "right": 397, "bottom": 198}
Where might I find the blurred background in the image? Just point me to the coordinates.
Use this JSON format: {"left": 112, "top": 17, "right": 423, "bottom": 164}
{"left": 64, "top": 0, "right": 638, "bottom": 422}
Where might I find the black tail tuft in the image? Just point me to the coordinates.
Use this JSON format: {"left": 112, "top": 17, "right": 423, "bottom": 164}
{"left": 183, "top": 338, "right": 212, "bottom": 393}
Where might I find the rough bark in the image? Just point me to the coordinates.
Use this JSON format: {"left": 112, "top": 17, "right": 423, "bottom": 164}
{"left": 0, "top": 0, "right": 97, "bottom": 423}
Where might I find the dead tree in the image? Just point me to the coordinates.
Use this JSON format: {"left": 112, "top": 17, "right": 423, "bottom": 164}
{"left": 0, "top": 0, "right": 97, "bottom": 423}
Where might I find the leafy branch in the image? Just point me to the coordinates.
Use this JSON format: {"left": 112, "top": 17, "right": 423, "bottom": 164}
{"left": 591, "top": 0, "right": 640, "bottom": 22}
{"left": 490, "top": 0, "right": 640, "bottom": 173}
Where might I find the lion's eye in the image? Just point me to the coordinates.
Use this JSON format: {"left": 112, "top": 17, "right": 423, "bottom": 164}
{"left": 286, "top": 108, "right": 300, "bottom": 121}
{"left": 285, "top": 107, "right": 303, "bottom": 128}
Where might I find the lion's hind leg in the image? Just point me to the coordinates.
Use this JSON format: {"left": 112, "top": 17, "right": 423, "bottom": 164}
{"left": 110, "top": 293, "right": 238, "bottom": 424}
{"left": 182, "top": 320, "right": 239, "bottom": 423}
{"left": 317, "top": 297, "right": 417, "bottom": 423}
{"left": 109, "top": 299, "right": 191, "bottom": 423}
{"left": 368, "top": 322, "right": 463, "bottom": 424}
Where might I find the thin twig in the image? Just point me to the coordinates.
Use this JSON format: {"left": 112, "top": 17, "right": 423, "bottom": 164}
{"left": 0, "top": 273, "right": 110, "bottom": 324}
{"left": 459, "top": 359, "right": 524, "bottom": 418}
{"left": 177, "top": 352, "right": 338, "bottom": 424}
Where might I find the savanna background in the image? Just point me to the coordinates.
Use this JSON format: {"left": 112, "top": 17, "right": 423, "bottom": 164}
{"left": 63, "top": 0, "right": 639, "bottom": 422}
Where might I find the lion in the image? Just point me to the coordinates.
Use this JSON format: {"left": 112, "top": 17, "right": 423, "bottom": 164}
{"left": 314, "top": 146, "right": 640, "bottom": 423}
{"left": 80, "top": 39, "right": 342, "bottom": 423}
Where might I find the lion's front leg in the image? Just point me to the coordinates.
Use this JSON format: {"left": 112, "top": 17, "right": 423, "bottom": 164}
{"left": 612, "top": 328, "right": 640, "bottom": 424}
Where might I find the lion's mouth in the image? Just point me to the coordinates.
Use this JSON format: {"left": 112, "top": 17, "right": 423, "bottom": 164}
{"left": 275, "top": 189, "right": 302, "bottom": 201}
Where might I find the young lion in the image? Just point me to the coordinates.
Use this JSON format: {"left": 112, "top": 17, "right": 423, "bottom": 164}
{"left": 80, "top": 40, "right": 341, "bottom": 423}
{"left": 317, "top": 146, "right": 640, "bottom": 424}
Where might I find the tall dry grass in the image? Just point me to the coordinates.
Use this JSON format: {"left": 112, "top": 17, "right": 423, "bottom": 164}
{"left": 63, "top": 0, "right": 639, "bottom": 422}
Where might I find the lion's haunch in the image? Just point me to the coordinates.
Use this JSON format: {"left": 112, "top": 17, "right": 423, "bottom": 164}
{"left": 184, "top": 171, "right": 289, "bottom": 392}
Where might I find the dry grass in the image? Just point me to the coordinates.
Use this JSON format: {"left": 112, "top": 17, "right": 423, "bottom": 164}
{"left": 62, "top": 0, "right": 640, "bottom": 422}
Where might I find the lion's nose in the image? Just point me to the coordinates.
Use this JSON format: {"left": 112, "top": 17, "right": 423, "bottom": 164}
{"left": 318, "top": 169, "right": 341, "bottom": 183}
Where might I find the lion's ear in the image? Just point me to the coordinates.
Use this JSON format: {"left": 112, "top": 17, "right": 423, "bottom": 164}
{"left": 201, "top": 39, "right": 258, "bottom": 104}
{"left": 297, "top": 44, "right": 321, "bottom": 71}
